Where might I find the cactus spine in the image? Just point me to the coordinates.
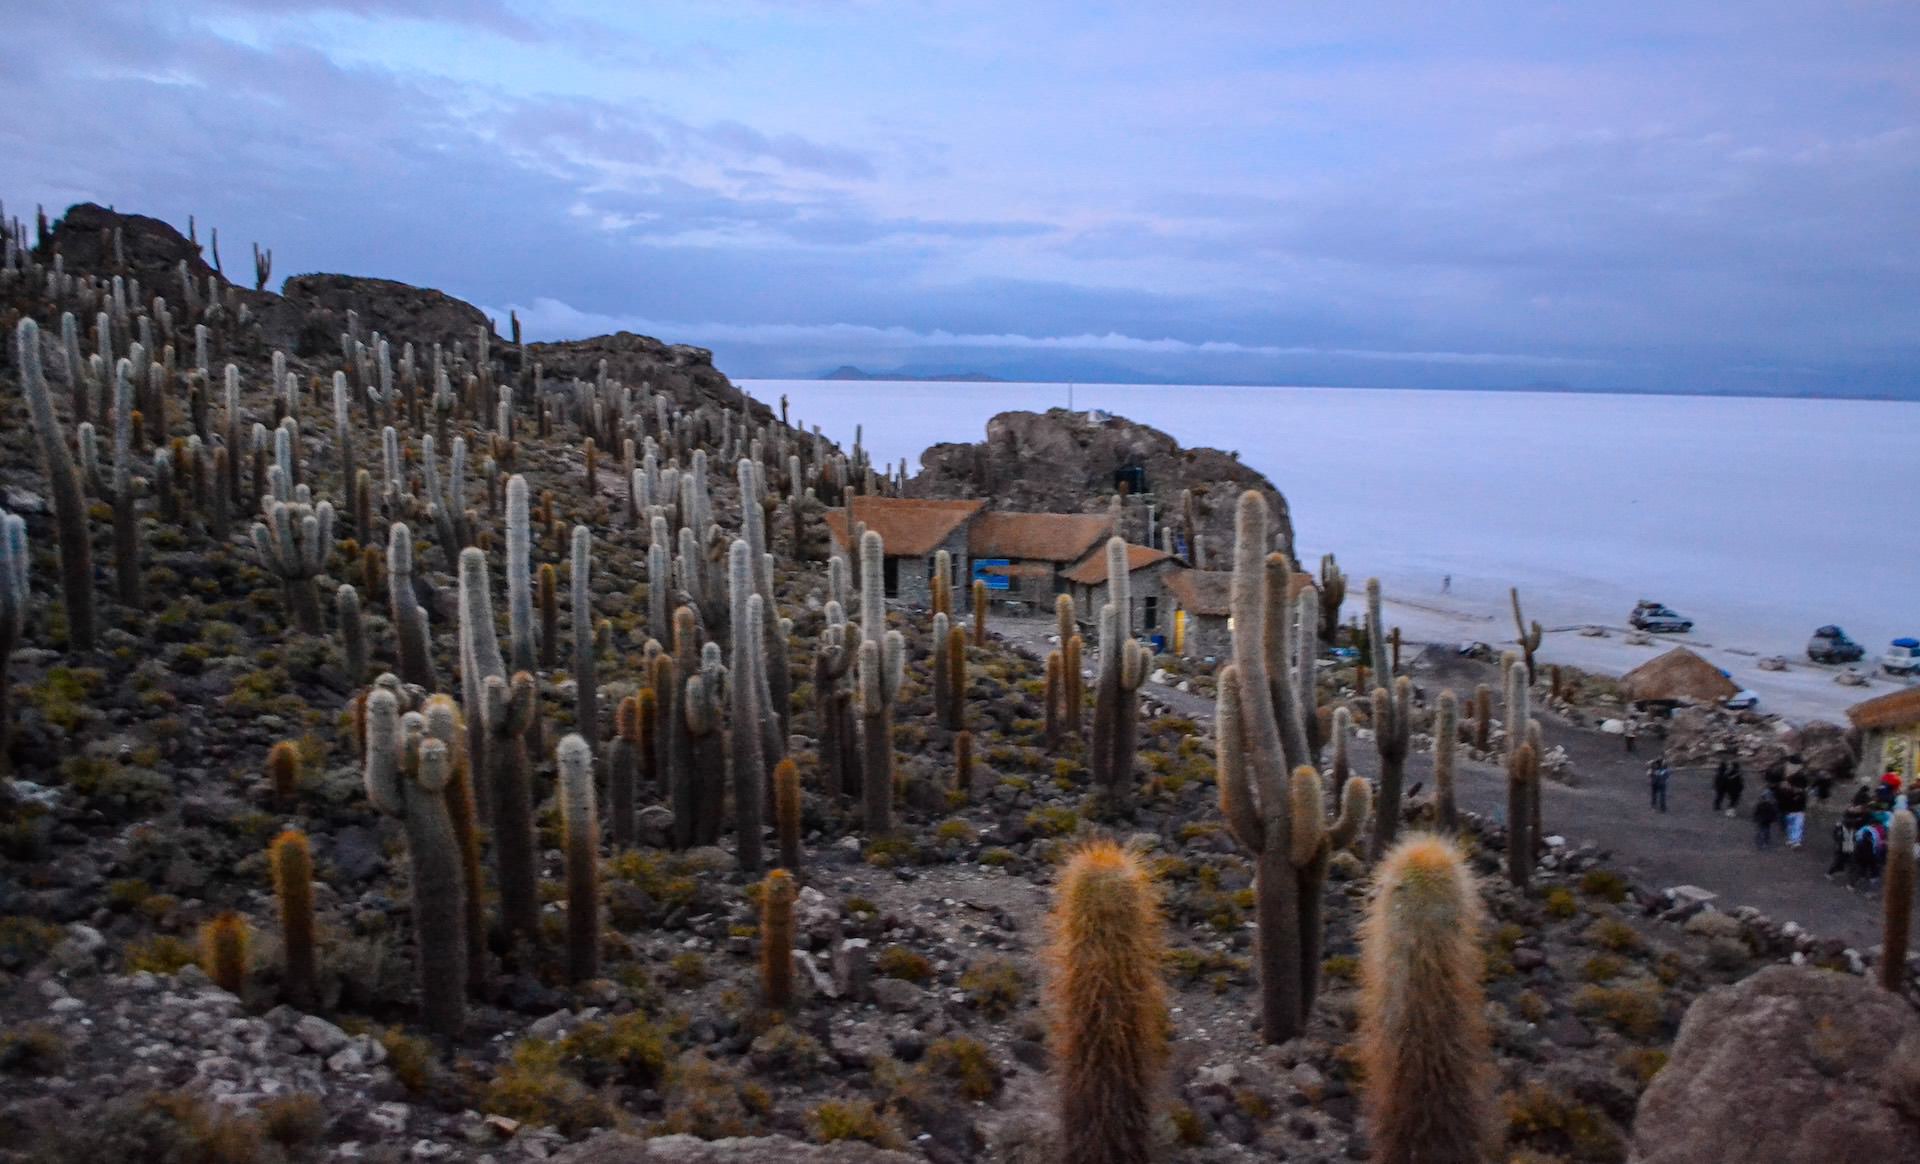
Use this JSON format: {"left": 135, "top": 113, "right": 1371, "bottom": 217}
{"left": 386, "top": 523, "right": 436, "bottom": 689}
{"left": 774, "top": 757, "right": 802, "bottom": 872}
{"left": 270, "top": 829, "right": 317, "bottom": 1010}
{"left": 364, "top": 686, "right": 468, "bottom": 1034}
{"left": 856, "top": 530, "right": 905, "bottom": 834}
{"left": 571, "top": 525, "right": 598, "bottom": 748}
{"left": 1219, "top": 491, "right": 1370, "bottom": 1043}
{"left": 200, "top": 911, "right": 250, "bottom": 996}
{"left": 557, "top": 732, "right": 599, "bottom": 983}
{"left": 1359, "top": 835, "right": 1496, "bottom": 1164}
{"left": 1433, "top": 689, "right": 1459, "bottom": 833}
{"left": 1089, "top": 538, "right": 1151, "bottom": 812}
{"left": 1883, "top": 809, "right": 1915, "bottom": 993}
{"left": 1045, "top": 841, "right": 1167, "bottom": 1164}
{"left": 17, "top": 318, "right": 95, "bottom": 649}
{"left": 761, "top": 868, "right": 796, "bottom": 1009}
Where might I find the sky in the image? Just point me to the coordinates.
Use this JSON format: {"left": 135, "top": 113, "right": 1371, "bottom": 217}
{"left": 4, "top": 1, "right": 1917, "bottom": 396}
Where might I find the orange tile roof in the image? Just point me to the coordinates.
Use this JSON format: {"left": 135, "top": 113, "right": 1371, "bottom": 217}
{"left": 1061, "top": 542, "right": 1173, "bottom": 586}
{"left": 1847, "top": 686, "right": 1920, "bottom": 731}
{"left": 822, "top": 496, "right": 986, "bottom": 557}
{"left": 967, "top": 511, "right": 1113, "bottom": 564}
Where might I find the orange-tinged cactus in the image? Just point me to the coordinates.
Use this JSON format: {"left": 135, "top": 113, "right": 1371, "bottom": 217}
{"left": 266, "top": 740, "right": 300, "bottom": 803}
{"left": 1045, "top": 841, "right": 1167, "bottom": 1164}
{"left": 761, "top": 869, "right": 796, "bottom": 1009}
{"left": 1359, "top": 835, "right": 1496, "bottom": 1164}
{"left": 270, "top": 830, "right": 315, "bottom": 1009}
{"left": 200, "top": 911, "right": 250, "bottom": 996}
{"left": 774, "top": 757, "right": 802, "bottom": 872}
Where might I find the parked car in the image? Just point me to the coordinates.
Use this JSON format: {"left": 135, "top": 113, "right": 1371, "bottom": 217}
{"left": 1885, "top": 637, "right": 1920, "bottom": 677}
{"left": 1630, "top": 601, "right": 1694, "bottom": 633}
{"left": 1807, "top": 625, "right": 1865, "bottom": 664}
{"left": 1724, "top": 689, "right": 1759, "bottom": 710}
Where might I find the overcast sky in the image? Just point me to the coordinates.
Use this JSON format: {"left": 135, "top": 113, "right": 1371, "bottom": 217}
{"left": 6, "top": 2, "right": 1917, "bottom": 394}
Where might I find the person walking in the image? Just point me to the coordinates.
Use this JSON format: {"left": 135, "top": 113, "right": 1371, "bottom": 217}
{"left": 1623, "top": 720, "right": 1638, "bottom": 755}
{"left": 1725, "top": 761, "right": 1745, "bottom": 816}
{"left": 1648, "top": 755, "right": 1671, "bottom": 813}
{"left": 1712, "top": 758, "right": 1731, "bottom": 811}
{"left": 1782, "top": 779, "right": 1808, "bottom": 849}
{"left": 1441, "top": 574, "right": 1452, "bottom": 594}
{"left": 1753, "top": 787, "right": 1779, "bottom": 849}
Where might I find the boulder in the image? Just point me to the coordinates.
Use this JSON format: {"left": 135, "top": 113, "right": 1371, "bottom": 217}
{"left": 1630, "top": 965, "right": 1920, "bottom": 1164}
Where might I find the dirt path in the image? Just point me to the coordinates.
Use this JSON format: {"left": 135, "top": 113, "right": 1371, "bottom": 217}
{"left": 992, "top": 612, "right": 1897, "bottom": 952}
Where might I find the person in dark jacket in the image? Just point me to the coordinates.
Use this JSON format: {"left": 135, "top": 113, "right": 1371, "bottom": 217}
{"left": 1781, "top": 779, "right": 1809, "bottom": 849}
{"left": 1753, "top": 788, "right": 1779, "bottom": 849}
{"left": 1648, "top": 756, "right": 1671, "bottom": 812}
{"left": 1712, "top": 759, "right": 1732, "bottom": 811}
{"left": 1725, "top": 761, "right": 1745, "bottom": 814}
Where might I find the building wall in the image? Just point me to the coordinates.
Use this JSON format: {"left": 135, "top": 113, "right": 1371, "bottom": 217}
{"left": 891, "top": 528, "right": 971, "bottom": 610}
{"left": 1078, "top": 561, "right": 1178, "bottom": 646}
{"left": 1178, "top": 611, "right": 1231, "bottom": 660}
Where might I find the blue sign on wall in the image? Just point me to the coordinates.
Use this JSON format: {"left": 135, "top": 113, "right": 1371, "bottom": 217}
{"left": 972, "top": 558, "right": 1012, "bottom": 591}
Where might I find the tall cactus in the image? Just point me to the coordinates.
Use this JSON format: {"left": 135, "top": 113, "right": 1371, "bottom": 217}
{"left": 1044, "top": 841, "right": 1167, "bottom": 1164}
{"left": 1505, "top": 653, "right": 1537, "bottom": 889}
{"left": 78, "top": 355, "right": 139, "bottom": 609}
{"left": 774, "top": 757, "right": 802, "bottom": 871}
{"left": 557, "top": 732, "right": 599, "bottom": 983}
{"left": 505, "top": 475, "right": 535, "bottom": 673}
{"left": 1056, "top": 594, "right": 1084, "bottom": 738}
{"left": 1218, "top": 490, "right": 1371, "bottom": 1044}
{"left": 1433, "top": 689, "right": 1459, "bottom": 833}
{"left": 971, "top": 577, "right": 988, "bottom": 646}
{"left": 269, "top": 829, "right": 316, "bottom": 1010}
{"left": 1089, "top": 538, "right": 1151, "bottom": 812}
{"left": 336, "top": 583, "right": 368, "bottom": 682}
{"left": 609, "top": 695, "right": 639, "bottom": 850}
{"left": 200, "top": 912, "right": 250, "bottom": 997}
{"left": 813, "top": 611, "right": 859, "bottom": 799}
{"left": 251, "top": 491, "right": 335, "bottom": 635}
{"left": 386, "top": 523, "right": 436, "bottom": 690}
{"left": 931, "top": 612, "right": 952, "bottom": 730}
{"left": 931, "top": 548, "right": 952, "bottom": 618}
{"left": 364, "top": 685, "right": 467, "bottom": 1035}
{"left": 571, "top": 525, "right": 598, "bottom": 748}
{"left": 1881, "top": 809, "right": 1914, "bottom": 994}
{"left": 944, "top": 622, "right": 967, "bottom": 732}
{"left": 1044, "top": 650, "right": 1064, "bottom": 748}
{"left": 0, "top": 510, "right": 27, "bottom": 768}
{"left": 761, "top": 869, "right": 796, "bottom": 1010}
{"left": 685, "top": 641, "right": 728, "bottom": 848}
{"left": 856, "top": 530, "right": 905, "bottom": 834}
{"left": 422, "top": 694, "right": 488, "bottom": 997}
{"left": 1369, "top": 676, "right": 1413, "bottom": 859}
{"left": 459, "top": 547, "right": 538, "bottom": 948}
{"left": 16, "top": 318, "right": 95, "bottom": 649}
{"left": 1316, "top": 552, "right": 1345, "bottom": 646}
{"left": 1359, "top": 835, "right": 1496, "bottom": 1164}
{"left": 1510, "top": 586, "right": 1543, "bottom": 682}
{"left": 729, "top": 541, "right": 767, "bottom": 870}
{"left": 647, "top": 515, "right": 672, "bottom": 646}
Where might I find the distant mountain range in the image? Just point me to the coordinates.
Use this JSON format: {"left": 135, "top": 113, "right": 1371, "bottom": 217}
{"left": 821, "top": 365, "right": 1003, "bottom": 382}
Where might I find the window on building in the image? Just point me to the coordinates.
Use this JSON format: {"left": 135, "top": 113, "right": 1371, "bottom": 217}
{"left": 884, "top": 556, "right": 900, "bottom": 598}
{"left": 1143, "top": 595, "right": 1159, "bottom": 630}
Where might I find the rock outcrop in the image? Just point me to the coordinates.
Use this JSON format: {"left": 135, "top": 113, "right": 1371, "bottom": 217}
{"left": 280, "top": 272, "right": 494, "bottom": 358}
{"left": 557, "top": 1132, "right": 919, "bottom": 1162}
{"left": 1630, "top": 964, "right": 1920, "bottom": 1164}
{"left": 528, "top": 330, "right": 768, "bottom": 422}
{"left": 909, "top": 408, "right": 1295, "bottom": 566}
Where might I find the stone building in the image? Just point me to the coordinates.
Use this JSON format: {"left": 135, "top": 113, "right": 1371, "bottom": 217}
{"left": 1164, "top": 569, "right": 1233, "bottom": 659}
{"left": 1061, "top": 543, "right": 1180, "bottom": 644}
{"left": 821, "top": 497, "right": 984, "bottom": 608}
{"left": 966, "top": 511, "right": 1113, "bottom": 615}
{"left": 1846, "top": 687, "right": 1920, "bottom": 784}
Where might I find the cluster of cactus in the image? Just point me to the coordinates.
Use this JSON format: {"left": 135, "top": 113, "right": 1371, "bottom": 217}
{"left": 386, "top": 523, "right": 436, "bottom": 689}
{"left": 668, "top": 606, "right": 728, "bottom": 848}
{"left": 78, "top": 351, "right": 141, "bottom": 609}
{"left": 812, "top": 590, "right": 861, "bottom": 799}
{"left": 1045, "top": 841, "right": 1167, "bottom": 1164}
{"left": 15, "top": 318, "right": 96, "bottom": 649}
{"left": 856, "top": 530, "right": 905, "bottom": 834}
{"left": 1364, "top": 578, "right": 1412, "bottom": 858}
{"left": 364, "top": 683, "right": 468, "bottom": 1034}
{"left": 251, "top": 484, "right": 337, "bottom": 635}
{"left": 1089, "top": 538, "right": 1151, "bottom": 812}
{"left": 1358, "top": 835, "right": 1497, "bottom": 1164}
{"left": 728, "top": 540, "right": 769, "bottom": 870}
{"left": 1218, "top": 491, "right": 1372, "bottom": 1044}
{"left": 457, "top": 547, "right": 540, "bottom": 950}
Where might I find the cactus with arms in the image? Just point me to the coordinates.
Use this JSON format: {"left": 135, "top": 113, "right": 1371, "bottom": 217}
{"left": 1089, "top": 538, "right": 1151, "bottom": 812}
{"left": 1218, "top": 491, "right": 1371, "bottom": 1044}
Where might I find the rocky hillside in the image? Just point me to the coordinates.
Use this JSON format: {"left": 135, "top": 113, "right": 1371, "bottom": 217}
{"left": 0, "top": 201, "right": 1914, "bottom": 1164}
{"left": 908, "top": 408, "right": 1296, "bottom": 566}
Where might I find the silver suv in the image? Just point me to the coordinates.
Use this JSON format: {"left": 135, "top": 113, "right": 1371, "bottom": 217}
{"left": 1630, "top": 601, "right": 1693, "bottom": 634}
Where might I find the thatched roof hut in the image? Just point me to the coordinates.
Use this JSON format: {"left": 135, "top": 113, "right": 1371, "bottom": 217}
{"left": 1620, "top": 647, "right": 1740, "bottom": 705}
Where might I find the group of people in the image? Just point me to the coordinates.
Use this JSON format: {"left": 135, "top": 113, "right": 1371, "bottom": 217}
{"left": 1647, "top": 752, "right": 1898, "bottom": 879}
